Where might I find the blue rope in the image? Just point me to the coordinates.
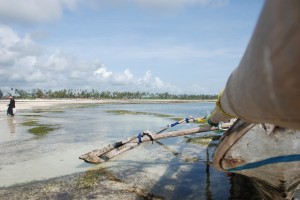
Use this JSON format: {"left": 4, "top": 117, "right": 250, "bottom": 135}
{"left": 185, "top": 117, "right": 189, "bottom": 123}
{"left": 228, "top": 154, "right": 300, "bottom": 172}
{"left": 137, "top": 132, "right": 143, "bottom": 143}
{"left": 171, "top": 122, "right": 179, "bottom": 127}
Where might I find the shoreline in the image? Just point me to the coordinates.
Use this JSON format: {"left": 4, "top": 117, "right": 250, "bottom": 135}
{"left": 0, "top": 99, "right": 216, "bottom": 111}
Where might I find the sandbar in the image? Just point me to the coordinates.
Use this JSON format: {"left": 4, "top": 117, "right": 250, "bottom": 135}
{"left": 0, "top": 98, "right": 209, "bottom": 111}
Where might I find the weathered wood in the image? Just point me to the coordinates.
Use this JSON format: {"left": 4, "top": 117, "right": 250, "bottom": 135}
{"left": 79, "top": 135, "right": 138, "bottom": 163}
{"left": 213, "top": 119, "right": 255, "bottom": 172}
{"left": 213, "top": 119, "right": 300, "bottom": 200}
{"left": 133, "top": 123, "right": 231, "bottom": 143}
{"left": 79, "top": 123, "right": 232, "bottom": 164}
{"left": 79, "top": 117, "right": 196, "bottom": 163}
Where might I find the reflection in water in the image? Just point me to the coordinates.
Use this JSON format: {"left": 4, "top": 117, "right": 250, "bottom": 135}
{"left": 7, "top": 117, "right": 16, "bottom": 134}
{"left": 205, "top": 146, "right": 212, "bottom": 200}
{"left": 156, "top": 141, "right": 180, "bottom": 156}
{"left": 229, "top": 174, "right": 262, "bottom": 200}
{"left": 206, "top": 142, "right": 261, "bottom": 200}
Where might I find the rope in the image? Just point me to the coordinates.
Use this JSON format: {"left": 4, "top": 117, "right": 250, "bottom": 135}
{"left": 137, "top": 133, "right": 143, "bottom": 144}
{"left": 143, "top": 132, "right": 154, "bottom": 144}
{"left": 207, "top": 118, "right": 219, "bottom": 127}
{"left": 137, "top": 131, "right": 155, "bottom": 144}
{"left": 170, "top": 121, "right": 179, "bottom": 127}
{"left": 137, "top": 117, "right": 194, "bottom": 144}
{"left": 216, "top": 89, "right": 236, "bottom": 118}
{"left": 113, "top": 141, "right": 123, "bottom": 148}
{"left": 185, "top": 117, "right": 189, "bottom": 123}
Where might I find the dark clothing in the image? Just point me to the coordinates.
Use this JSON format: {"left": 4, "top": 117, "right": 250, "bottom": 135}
{"left": 7, "top": 99, "right": 15, "bottom": 116}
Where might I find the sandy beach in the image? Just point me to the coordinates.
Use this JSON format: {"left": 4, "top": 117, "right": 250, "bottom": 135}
{"left": 0, "top": 98, "right": 209, "bottom": 111}
{"left": 1, "top": 99, "right": 115, "bottom": 111}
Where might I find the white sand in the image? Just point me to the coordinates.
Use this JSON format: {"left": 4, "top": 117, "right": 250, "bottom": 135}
{"left": 0, "top": 99, "right": 206, "bottom": 111}
{"left": 0, "top": 99, "right": 109, "bottom": 110}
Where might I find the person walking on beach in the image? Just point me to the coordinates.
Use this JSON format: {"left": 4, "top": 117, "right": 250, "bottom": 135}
{"left": 7, "top": 96, "right": 15, "bottom": 117}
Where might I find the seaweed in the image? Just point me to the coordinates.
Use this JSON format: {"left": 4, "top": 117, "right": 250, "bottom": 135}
{"left": 185, "top": 135, "right": 222, "bottom": 146}
{"left": 106, "top": 109, "right": 178, "bottom": 119}
{"left": 76, "top": 168, "right": 121, "bottom": 189}
{"left": 28, "top": 126, "right": 56, "bottom": 136}
{"left": 22, "top": 119, "right": 59, "bottom": 137}
{"left": 22, "top": 120, "right": 39, "bottom": 126}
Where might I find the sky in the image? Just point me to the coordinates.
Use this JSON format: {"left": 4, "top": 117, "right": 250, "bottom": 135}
{"left": 0, "top": 0, "right": 264, "bottom": 95}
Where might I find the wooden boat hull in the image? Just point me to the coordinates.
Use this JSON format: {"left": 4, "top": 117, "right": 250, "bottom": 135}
{"left": 213, "top": 119, "right": 300, "bottom": 199}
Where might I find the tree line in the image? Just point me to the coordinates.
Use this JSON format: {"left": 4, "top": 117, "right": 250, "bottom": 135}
{"left": 0, "top": 88, "right": 217, "bottom": 100}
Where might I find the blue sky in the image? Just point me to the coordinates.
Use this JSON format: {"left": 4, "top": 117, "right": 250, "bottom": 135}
{"left": 0, "top": 0, "right": 264, "bottom": 95}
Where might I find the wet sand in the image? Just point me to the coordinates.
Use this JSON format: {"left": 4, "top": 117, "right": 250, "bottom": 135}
{"left": 0, "top": 99, "right": 207, "bottom": 111}
{"left": 0, "top": 99, "right": 220, "bottom": 200}
{"left": 0, "top": 160, "right": 170, "bottom": 200}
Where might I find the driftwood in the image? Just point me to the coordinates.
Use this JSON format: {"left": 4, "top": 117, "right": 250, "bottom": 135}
{"left": 79, "top": 122, "right": 232, "bottom": 164}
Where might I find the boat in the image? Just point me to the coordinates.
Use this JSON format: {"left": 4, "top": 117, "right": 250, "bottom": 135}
{"left": 206, "top": 0, "right": 300, "bottom": 199}
{"left": 213, "top": 119, "right": 300, "bottom": 199}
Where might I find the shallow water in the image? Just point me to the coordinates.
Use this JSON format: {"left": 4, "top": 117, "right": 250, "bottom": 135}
{"left": 0, "top": 102, "right": 262, "bottom": 199}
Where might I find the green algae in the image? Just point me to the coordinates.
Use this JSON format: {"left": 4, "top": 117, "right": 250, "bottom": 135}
{"left": 19, "top": 114, "right": 43, "bottom": 117}
{"left": 185, "top": 135, "right": 222, "bottom": 146}
{"left": 33, "top": 109, "right": 64, "bottom": 114}
{"left": 106, "top": 109, "right": 177, "bottom": 119}
{"left": 67, "top": 104, "right": 100, "bottom": 109}
{"left": 22, "top": 119, "right": 58, "bottom": 137}
{"left": 76, "top": 168, "right": 121, "bottom": 189}
{"left": 22, "top": 120, "right": 39, "bottom": 126}
{"left": 74, "top": 167, "right": 162, "bottom": 199}
{"left": 28, "top": 126, "right": 56, "bottom": 136}
{"left": 183, "top": 157, "right": 201, "bottom": 163}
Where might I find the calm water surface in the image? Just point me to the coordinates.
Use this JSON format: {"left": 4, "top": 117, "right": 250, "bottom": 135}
{"left": 0, "top": 102, "right": 260, "bottom": 199}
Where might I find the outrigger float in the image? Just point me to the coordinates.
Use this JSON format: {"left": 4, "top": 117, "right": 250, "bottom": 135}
{"left": 80, "top": 0, "right": 300, "bottom": 199}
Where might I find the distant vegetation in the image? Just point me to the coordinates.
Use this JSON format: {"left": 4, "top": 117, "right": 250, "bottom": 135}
{"left": 0, "top": 88, "right": 217, "bottom": 100}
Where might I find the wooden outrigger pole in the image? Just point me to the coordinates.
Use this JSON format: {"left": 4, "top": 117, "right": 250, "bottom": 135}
{"left": 79, "top": 118, "right": 232, "bottom": 164}
{"left": 79, "top": 117, "right": 195, "bottom": 163}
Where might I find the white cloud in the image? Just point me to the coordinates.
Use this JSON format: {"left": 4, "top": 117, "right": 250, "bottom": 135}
{"left": 0, "top": 50, "right": 15, "bottom": 66}
{"left": 0, "top": 25, "right": 182, "bottom": 94}
{"left": 85, "top": 0, "right": 228, "bottom": 11}
{"left": 26, "top": 71, "right": 46, "bottom": 82}
{"left": 0, "top": 0, "right": 83, "bottom": 24}
{"left": 0, "top": 25, "right": 41, "bottom": 67}
{"left": 94, "top": 66, "right": 113, "bottom": 80}
{"left": 0, "top": 0, "right": 228, "bottom": 24}
{"left": 0, "top": 25, "right": 20, "bottom": 46}
{"left": 135, "top": 71, "right": 178, "bottom": 92}
{"left": 154, "top": 77, "right": 164, "bottom": 88}
{"left": 93, "top": 66, "right": 175, "bottom": 92}
{"left": 45, "top": 50, "right": 70, "bottom": 72}
{"left": 0, "top": 0, "right": 61, "bottom": 24}
{"left": 132, "top": 0, "right": 228, "bottom": 10}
